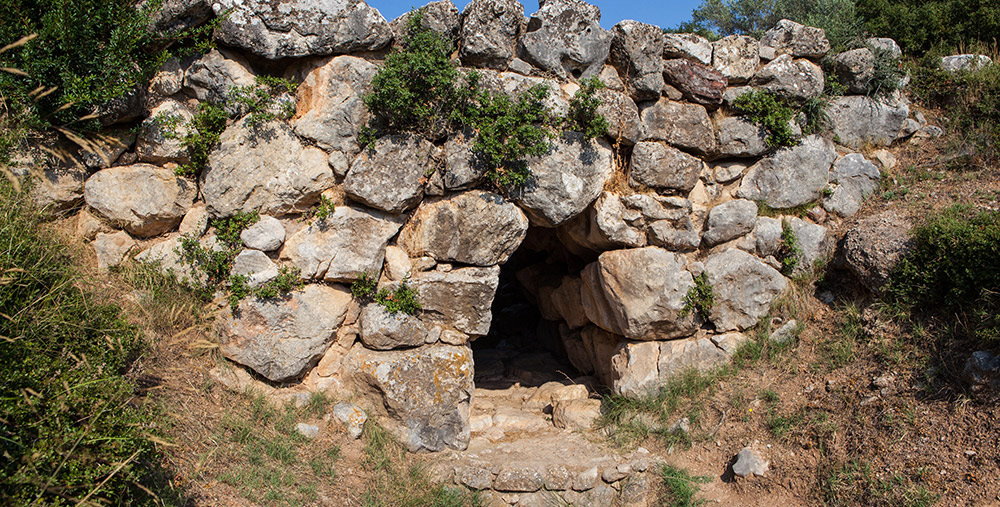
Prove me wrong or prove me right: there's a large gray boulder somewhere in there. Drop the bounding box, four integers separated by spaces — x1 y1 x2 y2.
212 0 392 59
827 95 909 148
458 0 525 69
410 266 500 336
639 99 716 155
940 54 993 72
398 191 529 266
142 0 212 34
84 164 196 237
390 1 461 42
759 19 830 59
594 89 641 145
517 133 614 227
182 49 256 104
562 192 700 252
658 336 732 378
441 130 486 189
705 249 787 331
279 205 405 282
344 343 473 452
738 135 837 209
823 154 881 217
866 38 902 59
136 99 193 164
202 118 333 217
359 304 428 350
715 116 768 158
608 20 664 101
629 141 703 194
749 54 824 101
293 56 378 158
662 58 726 108
580 247 700 340
217 284 353 382
231 249 279 287
831 48 875 95
240 215 286 252
662 33 713 65
712 35 760 84
702 199 758 246
518 0 612 79
842 211 912 291
344 134 432 214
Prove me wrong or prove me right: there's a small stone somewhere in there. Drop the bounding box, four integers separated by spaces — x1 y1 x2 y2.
601 465 628 483
768 320 799 345
93 231 136 270
573 466 600 491
231 249 279 287
494 467 544 492
241 216 286 252
332 402 366 439
552 399 602 430
457 466 493 490
178 205 209 237
295 423 319 439
872 375 894 389
732 447 768 478
668 417 691 434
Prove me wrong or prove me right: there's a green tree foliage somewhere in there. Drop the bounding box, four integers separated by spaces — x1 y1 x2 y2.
0 0 162 128
731 90 799 148
0 181 171 504
676 0 862 50
855 0 1000 55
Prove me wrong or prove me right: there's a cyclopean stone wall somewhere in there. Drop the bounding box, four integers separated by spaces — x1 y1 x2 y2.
35 0 935 453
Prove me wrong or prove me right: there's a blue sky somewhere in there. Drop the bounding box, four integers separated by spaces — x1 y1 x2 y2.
368 1 701 30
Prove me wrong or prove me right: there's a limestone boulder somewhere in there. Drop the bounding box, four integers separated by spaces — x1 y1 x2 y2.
212 0 392 59
136 99 192 164
551 276 590 329
279 205 404 282
712 35 760 84
359 304 428 350
344 343 473 452
552 399 602 430
662 33 713 65
518 0 612 79
458 0 525 69
823 153 881 217
343 134 433 214
715 116 768 158
217 284 353 382
202 118 333 217
827 95 909 148
390 1 460 41
749 54 824 101
832 48 875 94
586 192 646 249
398 191 529 266
517 133 614 227
84 164 196 237
658 337 730 378
231 249 280 287
661 58 726 108
610 341 660 397
580 247 699 340
240 215 286 252
608 20 664 101
941 54 993 72
182 49 255 104
738 135 837 209
702 199 758 247
135 235 203 284
842 211 912 291
143 0 212 34
442 130 486 189
639 99 716 155
705 249 787 331
410 266 500 336
293 56 378 157
866 38 902 59
787 218 833 271
594 89 641 145
629 141 703 194
93 231 136 270
759 19 830 59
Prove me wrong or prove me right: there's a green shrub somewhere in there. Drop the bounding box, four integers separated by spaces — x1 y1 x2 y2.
167 102 228 177
0 180 171 504
778 219 804 275
228 75 298 126
362 9 472 141
214 210 260 250
564 77 610 140
732 90 798 148
855 0 1000 55
910 58 1000 166
888 205 1000 342
351 272 378 303
466 84 556 188
227 267 304 312
375 280 422 315
658 464 710 507
678 0 863 49
681 272 715 321
866 47 906 99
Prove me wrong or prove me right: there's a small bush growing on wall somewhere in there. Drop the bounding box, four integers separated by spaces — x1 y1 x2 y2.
375 279 422 315
565 77 610 140
778 219 804 275
681 272 715 321
732 90 799 148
